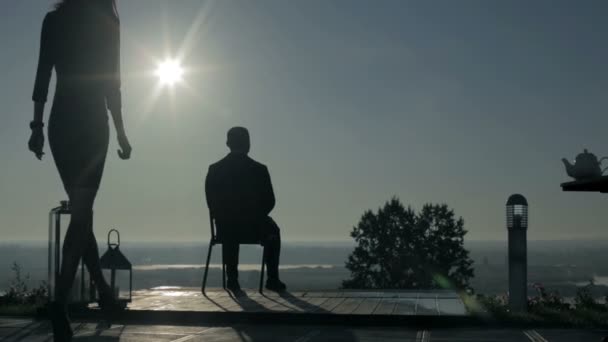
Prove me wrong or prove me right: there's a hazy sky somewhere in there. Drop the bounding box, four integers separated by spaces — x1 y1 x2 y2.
2 0 608 243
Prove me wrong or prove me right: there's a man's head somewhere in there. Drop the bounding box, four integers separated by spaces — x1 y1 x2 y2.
226 126 250 154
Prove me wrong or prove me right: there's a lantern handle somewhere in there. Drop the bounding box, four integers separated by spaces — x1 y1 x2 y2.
108 229 120 249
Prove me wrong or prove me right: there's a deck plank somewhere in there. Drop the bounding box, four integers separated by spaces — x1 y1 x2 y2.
371 298 397 315
331 298 365 314
393 298 417 315
416 297 439 315
313 297 346 313
352 298 382 315
263 296 305 312
225 296 277 312
438 298 467 315
274 296 328 312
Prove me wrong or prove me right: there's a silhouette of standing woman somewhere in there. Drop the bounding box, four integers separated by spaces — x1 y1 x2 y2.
29 0 131 340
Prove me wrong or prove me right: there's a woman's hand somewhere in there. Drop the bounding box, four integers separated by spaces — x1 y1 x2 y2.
28 128 45 160
117 132 132 160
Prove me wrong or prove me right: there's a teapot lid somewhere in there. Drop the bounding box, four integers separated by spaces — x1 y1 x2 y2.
576 149 597 162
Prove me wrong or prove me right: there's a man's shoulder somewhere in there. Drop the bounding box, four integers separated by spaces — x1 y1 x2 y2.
209 154 232 168
44 10 60 25
206 159 224 178
208 160 221 170
247 156 268 170
243 157 270 175
208 154 268 173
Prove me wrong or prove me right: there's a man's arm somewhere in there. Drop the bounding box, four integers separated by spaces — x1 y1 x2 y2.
260 166 276 216
204 166 218 216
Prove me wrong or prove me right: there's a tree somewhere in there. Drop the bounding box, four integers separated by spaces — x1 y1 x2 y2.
342 198 474 290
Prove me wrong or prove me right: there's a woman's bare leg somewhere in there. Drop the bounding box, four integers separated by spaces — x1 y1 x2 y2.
56 187 98 304
81 214 110 291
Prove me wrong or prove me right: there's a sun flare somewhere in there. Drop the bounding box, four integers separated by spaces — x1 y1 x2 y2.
155 59 184 86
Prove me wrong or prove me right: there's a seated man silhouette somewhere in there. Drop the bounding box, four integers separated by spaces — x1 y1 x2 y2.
205 127 286 292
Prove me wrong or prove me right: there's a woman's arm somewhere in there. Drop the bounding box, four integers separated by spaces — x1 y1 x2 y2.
106 20 123 131
29 13 54 160
28 102 46 160
32 13 54 120
110 108 126 137
33 102 45 123
106 20 131 159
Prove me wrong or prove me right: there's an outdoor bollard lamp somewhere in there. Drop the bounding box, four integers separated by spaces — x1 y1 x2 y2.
99 229 132 309
506 194 528 312
48 200 94 308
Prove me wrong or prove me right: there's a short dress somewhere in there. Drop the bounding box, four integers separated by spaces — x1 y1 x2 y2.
32 5 121 190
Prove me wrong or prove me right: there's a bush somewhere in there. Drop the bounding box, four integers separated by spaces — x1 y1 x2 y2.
528 283 570 312
469 283 608 328
574 282 607 312
0 262 47 307
474 293 509 314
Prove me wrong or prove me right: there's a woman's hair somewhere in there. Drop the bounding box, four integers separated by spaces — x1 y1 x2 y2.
55 0 119 19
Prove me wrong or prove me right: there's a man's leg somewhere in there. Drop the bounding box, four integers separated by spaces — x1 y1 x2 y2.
262 217 284 289
222 242 240 288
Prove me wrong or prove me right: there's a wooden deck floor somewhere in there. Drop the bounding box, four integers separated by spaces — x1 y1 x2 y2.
124 287 467 316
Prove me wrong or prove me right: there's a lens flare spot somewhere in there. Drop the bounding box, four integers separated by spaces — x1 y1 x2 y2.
155 59 184 86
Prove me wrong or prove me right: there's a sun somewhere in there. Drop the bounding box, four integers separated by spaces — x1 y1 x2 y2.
155 59 184 86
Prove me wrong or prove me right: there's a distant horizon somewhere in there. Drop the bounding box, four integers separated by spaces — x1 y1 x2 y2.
4 237 608 245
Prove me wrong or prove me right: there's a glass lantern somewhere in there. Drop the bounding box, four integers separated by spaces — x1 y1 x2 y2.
48 200 95 308
506 194 528 230
99 229 132 309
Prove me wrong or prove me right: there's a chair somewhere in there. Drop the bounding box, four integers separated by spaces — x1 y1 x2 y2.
201 212 267 294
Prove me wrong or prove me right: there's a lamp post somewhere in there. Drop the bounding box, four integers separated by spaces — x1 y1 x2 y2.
506 194 528 312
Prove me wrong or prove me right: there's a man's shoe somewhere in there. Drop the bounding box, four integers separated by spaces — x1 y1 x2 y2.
226 279 241 292
265 278 287 292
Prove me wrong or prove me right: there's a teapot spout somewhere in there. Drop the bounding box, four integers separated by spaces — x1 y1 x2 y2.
562 158 575 178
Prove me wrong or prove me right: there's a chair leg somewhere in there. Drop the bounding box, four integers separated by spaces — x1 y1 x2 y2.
259 246 266 293
201 242 214 295
221 246 226 290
